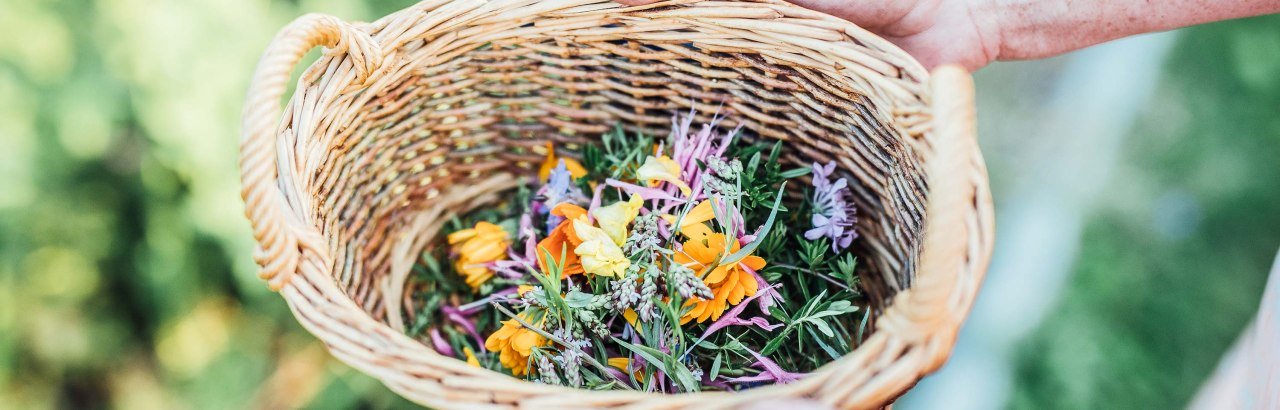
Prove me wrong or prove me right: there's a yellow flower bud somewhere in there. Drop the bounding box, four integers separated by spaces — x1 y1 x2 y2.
636 155 691 196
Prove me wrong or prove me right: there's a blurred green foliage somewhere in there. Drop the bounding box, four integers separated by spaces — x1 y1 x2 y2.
1009 14 1280 409
0 0 417 407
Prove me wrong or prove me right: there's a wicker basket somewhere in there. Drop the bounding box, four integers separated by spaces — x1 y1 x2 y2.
240 0 994 407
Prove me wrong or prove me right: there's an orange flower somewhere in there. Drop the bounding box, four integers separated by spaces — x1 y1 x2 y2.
484 312 550 377
447 221 511 290
674 223 766 324
538 142 588 182
536 203 588 277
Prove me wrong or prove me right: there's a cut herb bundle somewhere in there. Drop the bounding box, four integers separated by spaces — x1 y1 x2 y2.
408 111 868 392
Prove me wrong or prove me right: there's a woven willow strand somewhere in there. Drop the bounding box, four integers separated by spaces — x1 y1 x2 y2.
240 0 995 408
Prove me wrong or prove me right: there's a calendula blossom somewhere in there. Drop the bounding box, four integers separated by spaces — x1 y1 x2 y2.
662 199 715 233
447 221 511 290
676 222 766 324
636 155 692 196
484 312 550 377
536 203 588 277
572 218 629 277
591 195 643 246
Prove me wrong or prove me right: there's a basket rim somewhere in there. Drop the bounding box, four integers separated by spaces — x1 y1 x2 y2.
239 0 996 407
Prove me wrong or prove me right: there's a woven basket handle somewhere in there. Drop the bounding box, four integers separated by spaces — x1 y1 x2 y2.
909 65 979 368
240 13 383 290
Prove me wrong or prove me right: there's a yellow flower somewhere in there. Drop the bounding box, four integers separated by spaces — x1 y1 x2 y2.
591 195 643 246
484 312 549 377
636 155 691 195
572 219 629 277
622 308 641 331
675 223 766 324
662 199 715 233
447 222 511 290
463 346 481 367
538 142 588 182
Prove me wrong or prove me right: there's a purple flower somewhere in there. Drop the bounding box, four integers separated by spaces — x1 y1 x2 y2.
534 160 586 233
741 263 781 311
805 161 858 252
429 328 454 356
642 109 741 211
491 214 540 280
693 285 783 345
724 346 806 385
606 178 685 203
441 304 485 346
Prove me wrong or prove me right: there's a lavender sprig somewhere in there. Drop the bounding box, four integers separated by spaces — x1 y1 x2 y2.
535 160 587 232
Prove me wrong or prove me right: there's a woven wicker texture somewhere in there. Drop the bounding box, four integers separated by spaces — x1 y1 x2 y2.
240 0 995 408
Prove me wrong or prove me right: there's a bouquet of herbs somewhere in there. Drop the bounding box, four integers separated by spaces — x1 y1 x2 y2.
408 111 867 392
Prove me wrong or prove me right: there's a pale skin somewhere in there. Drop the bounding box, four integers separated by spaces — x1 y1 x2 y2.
616 0 1280 70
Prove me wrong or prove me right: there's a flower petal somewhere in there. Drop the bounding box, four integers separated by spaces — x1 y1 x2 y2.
637 155 692 195
704 265 730 284
464 347 481 367
447 228 477 244
511 329 540 356
539 143 588 181
592 194 643 246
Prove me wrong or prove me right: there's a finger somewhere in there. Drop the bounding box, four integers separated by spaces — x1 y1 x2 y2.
890 35 988 72
782 0 922 30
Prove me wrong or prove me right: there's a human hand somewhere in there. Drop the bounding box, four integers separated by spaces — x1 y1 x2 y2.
759 0 1001 71
617 0 1003 71
617 0 1280 72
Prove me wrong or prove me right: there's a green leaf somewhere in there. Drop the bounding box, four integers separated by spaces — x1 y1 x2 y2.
856 308 871 342
805 327 844 360
828 300 856 313
809 318 834 338
613 338 667 370
724 182 787 263
710 352 723 380
663 355 700 392
769 306 791 322
614 337 698 391
779 167 811 179
760 327 793 356
564 290 595 308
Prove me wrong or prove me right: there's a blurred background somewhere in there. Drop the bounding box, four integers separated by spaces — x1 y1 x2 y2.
0 0 1276 408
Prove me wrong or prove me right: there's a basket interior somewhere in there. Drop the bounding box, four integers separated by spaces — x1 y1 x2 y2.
295 22 931 334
